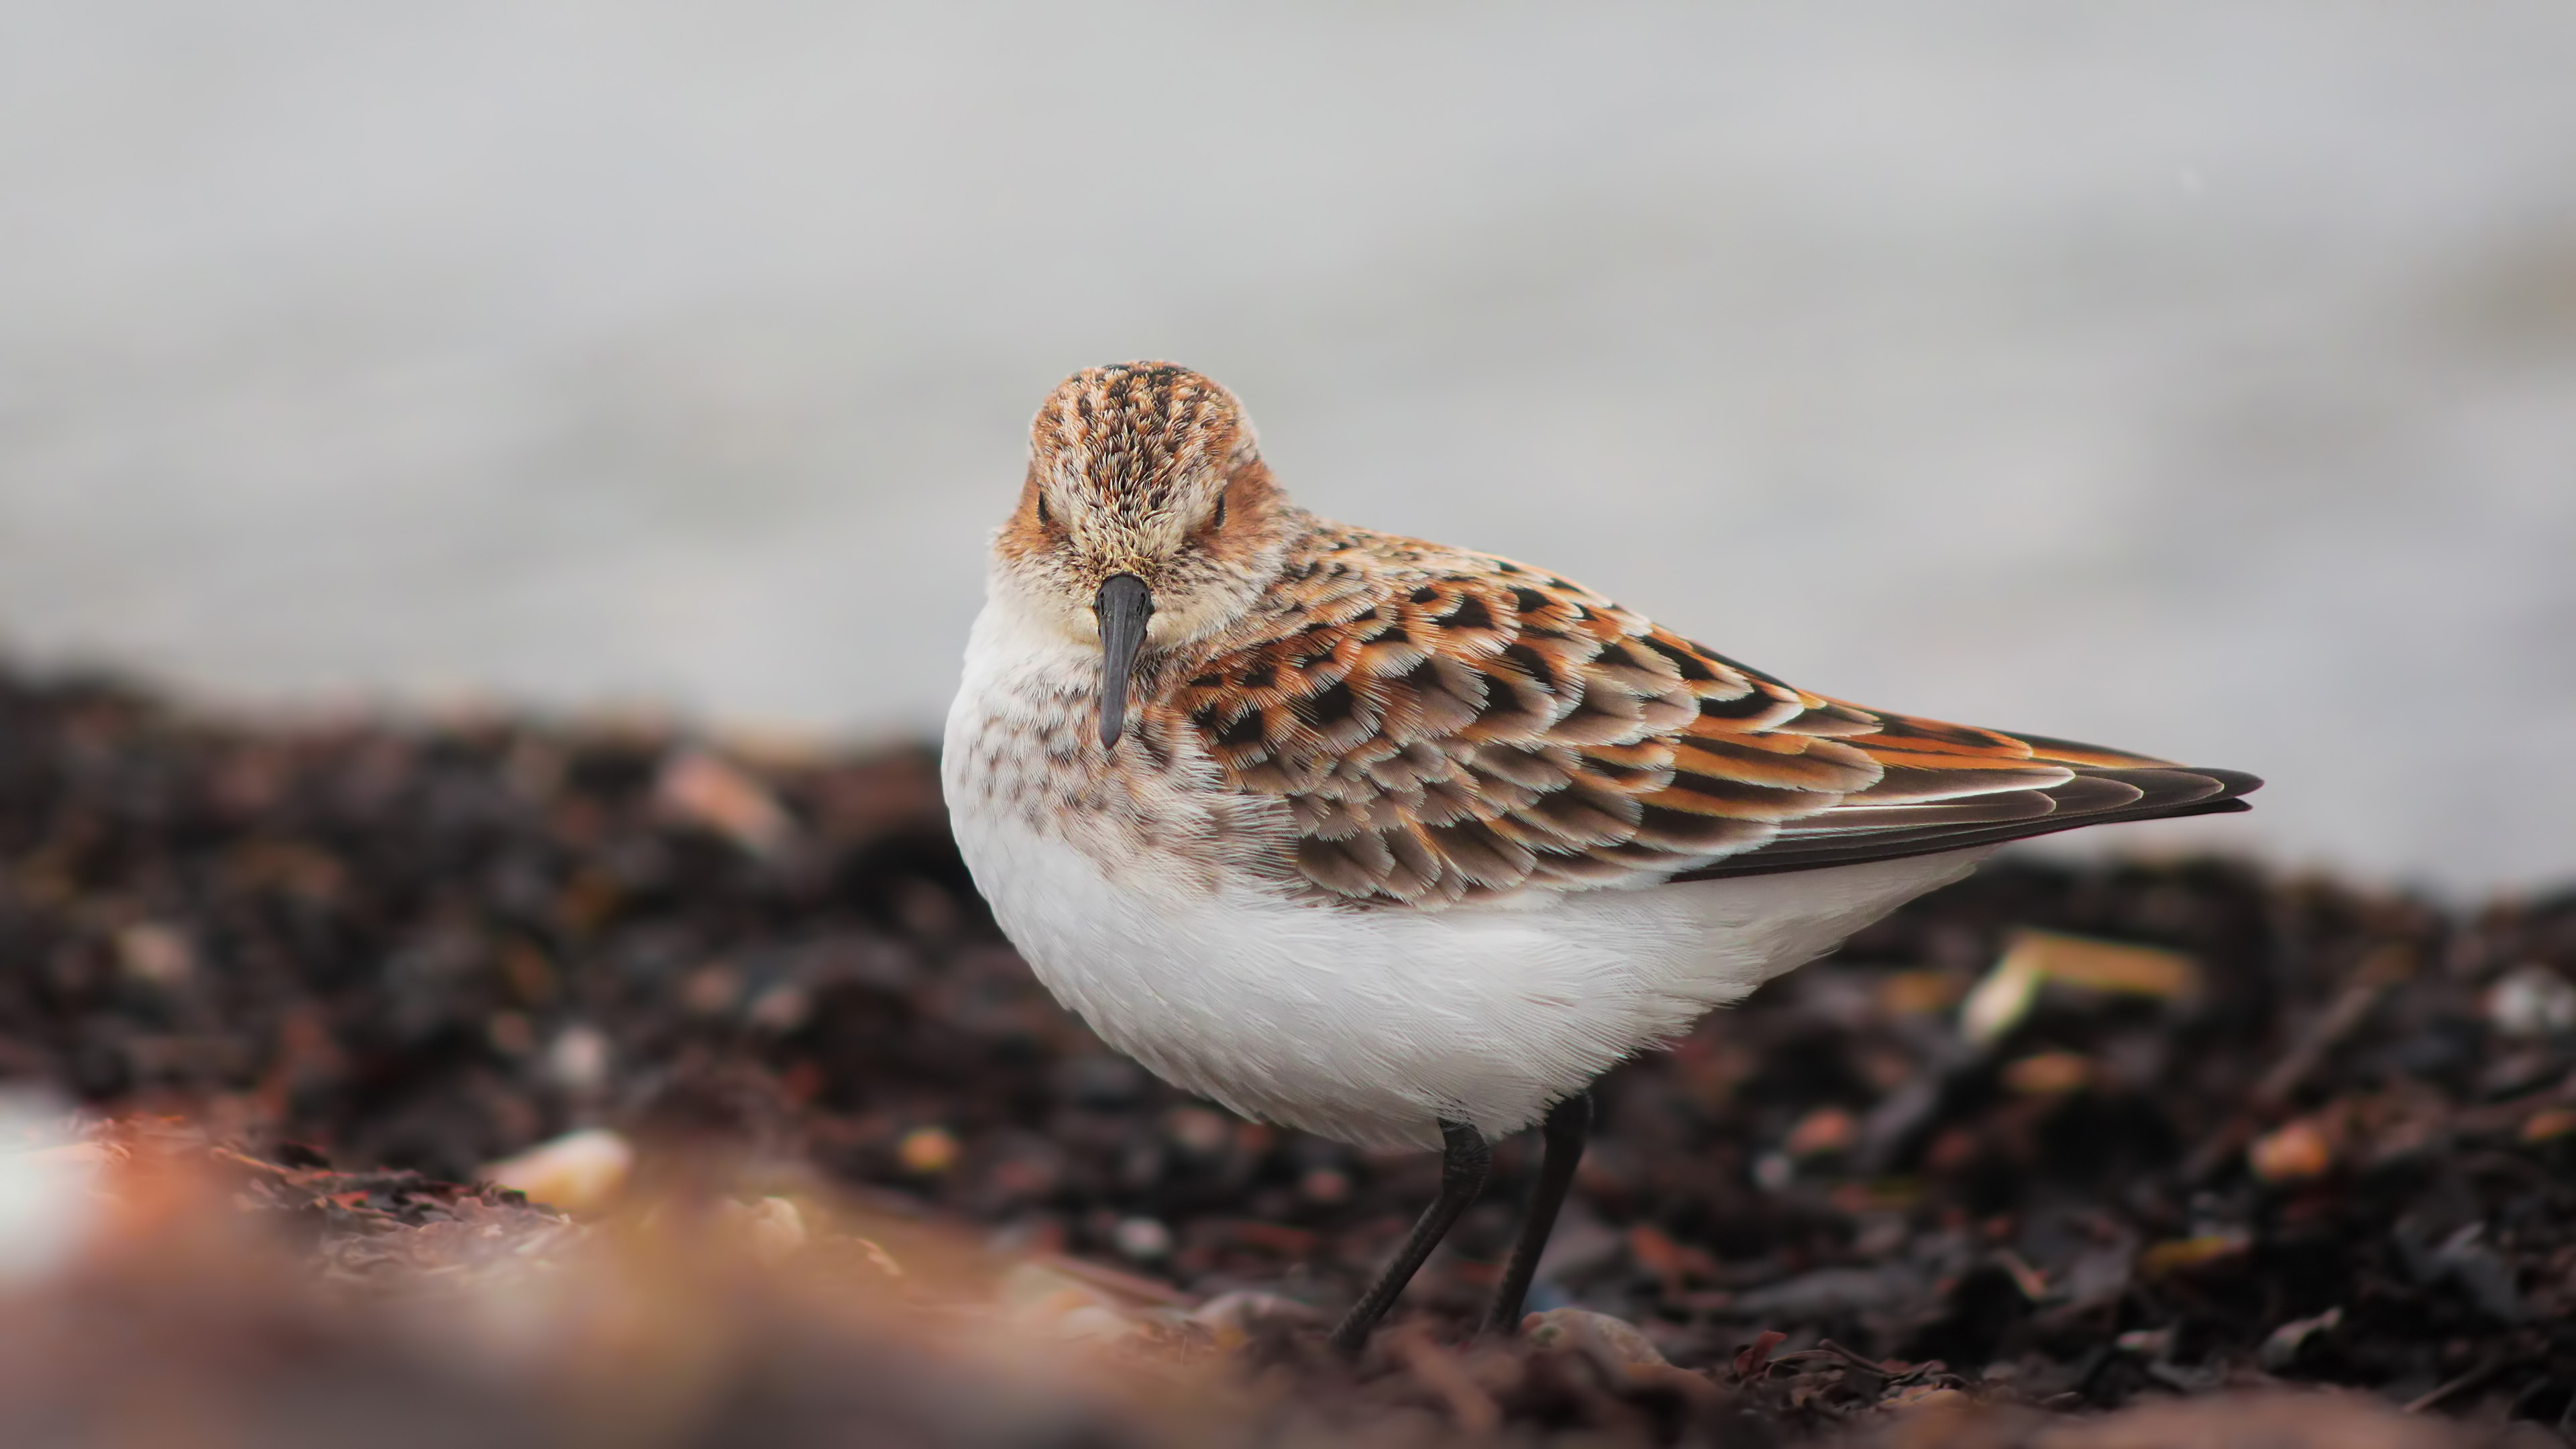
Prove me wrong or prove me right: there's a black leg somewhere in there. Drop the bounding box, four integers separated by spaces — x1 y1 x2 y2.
1328 1118 1490 1353
1483 1091 1591 1335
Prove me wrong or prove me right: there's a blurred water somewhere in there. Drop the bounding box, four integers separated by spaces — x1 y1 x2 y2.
2 2 2572 892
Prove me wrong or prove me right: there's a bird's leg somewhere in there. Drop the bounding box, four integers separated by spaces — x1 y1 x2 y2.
1483 1091 1592 1335
1328 1118 1490 1354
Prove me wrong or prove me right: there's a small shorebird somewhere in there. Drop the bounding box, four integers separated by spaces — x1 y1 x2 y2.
944 362 2259 1350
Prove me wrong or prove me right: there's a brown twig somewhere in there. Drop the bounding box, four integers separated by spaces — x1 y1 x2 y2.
2185 943 2414 1181
2402 1355 2506 1414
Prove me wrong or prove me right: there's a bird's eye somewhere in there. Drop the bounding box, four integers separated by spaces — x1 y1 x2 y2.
1035 493 1053 526
1210 491 1228 529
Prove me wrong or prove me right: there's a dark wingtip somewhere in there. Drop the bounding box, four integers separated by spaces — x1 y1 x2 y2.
2198 767 2265 797
1670 759 2267 883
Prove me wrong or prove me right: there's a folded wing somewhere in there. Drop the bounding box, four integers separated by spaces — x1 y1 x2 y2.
1157 532 2259 908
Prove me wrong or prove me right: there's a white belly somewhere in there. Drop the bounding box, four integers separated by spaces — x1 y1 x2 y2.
949 768 1982 1149
942 596 1987 1148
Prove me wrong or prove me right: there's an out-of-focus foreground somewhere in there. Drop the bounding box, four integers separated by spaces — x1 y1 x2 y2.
4 664 2574 1446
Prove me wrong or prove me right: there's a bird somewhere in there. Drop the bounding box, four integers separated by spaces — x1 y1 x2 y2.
943 361 2259 1352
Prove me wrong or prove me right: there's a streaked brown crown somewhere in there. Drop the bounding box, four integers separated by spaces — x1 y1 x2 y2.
996 362 1293 647
1030 362 1258 531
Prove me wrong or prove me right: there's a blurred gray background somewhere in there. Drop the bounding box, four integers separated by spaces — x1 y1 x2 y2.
2 3 2571 892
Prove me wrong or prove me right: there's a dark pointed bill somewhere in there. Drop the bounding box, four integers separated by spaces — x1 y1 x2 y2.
1093 573 1154 749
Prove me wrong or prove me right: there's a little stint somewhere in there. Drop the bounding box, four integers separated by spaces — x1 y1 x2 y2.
943 362 2259 1350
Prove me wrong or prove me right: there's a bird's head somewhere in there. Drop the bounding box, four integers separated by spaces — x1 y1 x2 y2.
990 361 1296 747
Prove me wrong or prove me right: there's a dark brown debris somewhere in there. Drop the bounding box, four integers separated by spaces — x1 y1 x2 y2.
3 665 2574 1446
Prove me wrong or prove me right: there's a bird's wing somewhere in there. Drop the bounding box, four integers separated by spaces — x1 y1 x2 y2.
1157 537 2258 908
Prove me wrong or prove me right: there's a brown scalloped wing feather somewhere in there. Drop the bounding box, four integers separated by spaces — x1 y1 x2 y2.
1160 535 2258 907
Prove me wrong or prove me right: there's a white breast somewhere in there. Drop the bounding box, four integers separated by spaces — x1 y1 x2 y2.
944 597 1988 1148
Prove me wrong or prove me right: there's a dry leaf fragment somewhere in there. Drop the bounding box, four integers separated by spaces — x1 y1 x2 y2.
1961 930 2200 1046
655 749 795 857
2249 1116 2339 1183
1786 1106 1859 1157
897 1126 959 1175
2139 1232 2251 1278
480 1128 633 1214
2003 1051 2094 1095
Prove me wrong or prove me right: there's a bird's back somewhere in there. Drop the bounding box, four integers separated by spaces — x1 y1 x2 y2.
1124 513 2256 908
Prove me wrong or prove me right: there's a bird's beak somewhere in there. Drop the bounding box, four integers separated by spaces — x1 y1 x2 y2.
1093 573 1154 749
